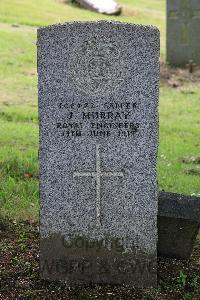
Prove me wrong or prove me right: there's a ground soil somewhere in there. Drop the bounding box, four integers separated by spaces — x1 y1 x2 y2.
160 61 200 88
0 218 199 300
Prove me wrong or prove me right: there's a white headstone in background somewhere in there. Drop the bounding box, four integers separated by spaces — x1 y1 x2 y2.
75 0 122 15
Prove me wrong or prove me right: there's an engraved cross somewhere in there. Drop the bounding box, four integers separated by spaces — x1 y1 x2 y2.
169 0 200 44
73 144 124 227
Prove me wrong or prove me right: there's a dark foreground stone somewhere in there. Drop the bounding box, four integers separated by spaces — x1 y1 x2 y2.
158 192 200 259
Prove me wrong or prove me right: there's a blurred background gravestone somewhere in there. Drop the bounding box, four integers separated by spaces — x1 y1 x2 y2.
71 0 122 15
167 0 200 66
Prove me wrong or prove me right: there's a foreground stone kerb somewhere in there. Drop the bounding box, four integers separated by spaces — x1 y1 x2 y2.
158 192 200 259
38 21 160 287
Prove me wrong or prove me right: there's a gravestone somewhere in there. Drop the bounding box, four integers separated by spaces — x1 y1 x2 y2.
167 0 200 66
158 192 200 259
74 0 122 15
38 21 160 287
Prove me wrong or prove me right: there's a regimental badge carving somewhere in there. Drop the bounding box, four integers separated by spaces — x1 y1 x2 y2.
70 36 126 96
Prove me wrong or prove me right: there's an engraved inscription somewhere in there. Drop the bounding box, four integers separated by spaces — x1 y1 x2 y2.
56 101 139 139
73 144 124 227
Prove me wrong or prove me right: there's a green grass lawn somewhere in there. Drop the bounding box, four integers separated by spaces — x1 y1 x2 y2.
0 0 200 220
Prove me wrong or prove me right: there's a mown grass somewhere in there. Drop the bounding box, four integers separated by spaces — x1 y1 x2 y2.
0 0 199 220
0 0 166 56
0 0 165 27
0 120 39 219
158 87 200 195
0 28 37 106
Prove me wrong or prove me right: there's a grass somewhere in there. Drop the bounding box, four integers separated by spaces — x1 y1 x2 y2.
0 0 199 220
0 0 165 26
0 0 166 56
158 87 200 195
0 121 38 219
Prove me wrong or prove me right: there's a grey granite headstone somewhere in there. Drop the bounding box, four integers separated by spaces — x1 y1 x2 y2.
38 21 160 287
167 0 200 66
158 192 200 259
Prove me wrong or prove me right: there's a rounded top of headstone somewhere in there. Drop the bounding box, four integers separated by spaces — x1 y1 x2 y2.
37 21 159 97
37 20 160 35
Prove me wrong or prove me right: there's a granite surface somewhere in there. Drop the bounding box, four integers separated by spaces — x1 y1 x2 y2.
158 192 200 259
167 0 200 66
38 21 160 287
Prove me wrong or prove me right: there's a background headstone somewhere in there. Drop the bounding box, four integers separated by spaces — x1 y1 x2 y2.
73 0 122 15
38 21 160 287
167 0 200 66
